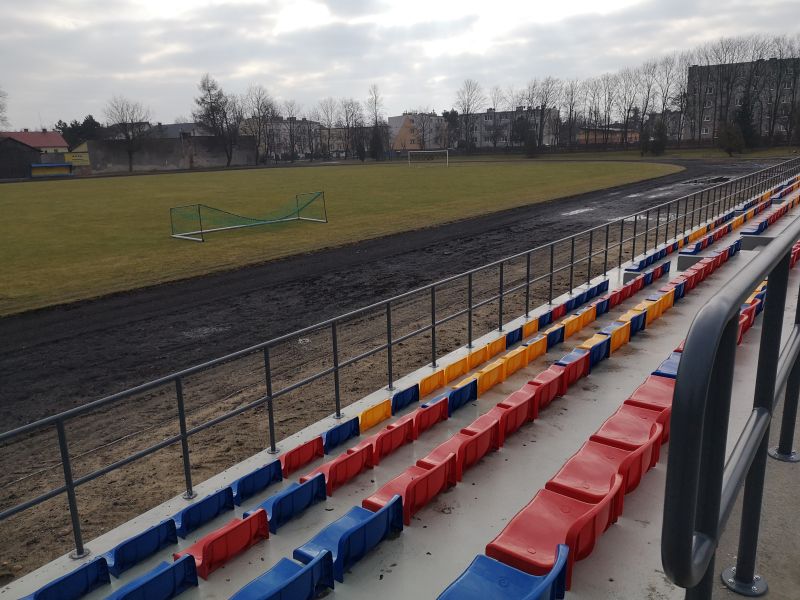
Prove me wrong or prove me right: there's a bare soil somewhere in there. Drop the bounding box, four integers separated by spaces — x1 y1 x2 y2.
0 158 779 583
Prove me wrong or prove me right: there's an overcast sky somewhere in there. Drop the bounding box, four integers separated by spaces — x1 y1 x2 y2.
0 0 797 129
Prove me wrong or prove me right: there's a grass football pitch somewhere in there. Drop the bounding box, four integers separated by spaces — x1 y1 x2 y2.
0 160 682 315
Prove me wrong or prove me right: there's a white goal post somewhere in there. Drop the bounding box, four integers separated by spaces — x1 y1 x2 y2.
408 149 449 166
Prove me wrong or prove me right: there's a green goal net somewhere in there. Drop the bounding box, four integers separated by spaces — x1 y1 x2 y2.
170 191 327 242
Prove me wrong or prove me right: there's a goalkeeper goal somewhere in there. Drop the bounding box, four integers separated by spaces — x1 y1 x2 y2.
408 149 449 166
170 191 327 242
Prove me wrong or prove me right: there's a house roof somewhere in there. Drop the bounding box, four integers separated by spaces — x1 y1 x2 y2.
0 135 42 152
0 130 68 149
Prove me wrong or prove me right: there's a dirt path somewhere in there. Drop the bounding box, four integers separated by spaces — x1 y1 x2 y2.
0 158 780 582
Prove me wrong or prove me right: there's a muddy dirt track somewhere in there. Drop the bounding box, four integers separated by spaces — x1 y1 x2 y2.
0 157 782 581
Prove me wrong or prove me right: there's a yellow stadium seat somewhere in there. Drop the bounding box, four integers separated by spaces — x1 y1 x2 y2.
561 314 582 339
660 288 675 311
444 356 470 384
606 320 631 354
579 305 597 329
359 399 392 432
522 318 539 338
455 375 478 390
469 346 489 370
477 359 506 395
525 335 547 363
503 346 527 377
420 369 446 397
487 337 506 359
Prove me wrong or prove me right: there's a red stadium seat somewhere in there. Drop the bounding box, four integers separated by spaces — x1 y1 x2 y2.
300 444 374 496
421 419 497 482
485 476 623 589
370 419 415 465
363 453 457 525
174 509 268 579
484 389 536 446
590 404 664 466
393 396 448 439
623 374 676 442
531 366 565 406
279 437 324 478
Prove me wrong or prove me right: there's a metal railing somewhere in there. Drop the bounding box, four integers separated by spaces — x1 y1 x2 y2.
2 157 800 560
662 198 800 598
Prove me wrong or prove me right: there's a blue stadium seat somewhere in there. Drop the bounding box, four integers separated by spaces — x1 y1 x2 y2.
322 417 360 454
448 379 477 416
232 461 283 506
538 310 553 329
103 519 177 577
230 549 335 600
437 546 568 600
505 326 523 348
545 324 565 349
172 487 234 538
104 556 198 600
391 384 420 415
293 495 403 582
652 351 682 379
247 473 327 533
20 557 110 600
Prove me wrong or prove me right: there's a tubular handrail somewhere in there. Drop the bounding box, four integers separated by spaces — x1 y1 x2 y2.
662 208 800 598
2 155 799 560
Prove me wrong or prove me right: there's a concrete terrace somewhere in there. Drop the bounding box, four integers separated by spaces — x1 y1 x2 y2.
4 186 800 600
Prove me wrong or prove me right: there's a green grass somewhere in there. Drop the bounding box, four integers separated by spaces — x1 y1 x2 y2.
0 160 682 316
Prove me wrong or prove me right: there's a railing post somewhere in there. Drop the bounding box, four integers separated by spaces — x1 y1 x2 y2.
331 321 342 418
175 378 196 499
467 273 474 348
431 285 437 367
721 252 791 596
683 197 689 235
263 347 278 453
386 302 394 391
525 252 531 317
56 420 89 559
498 263 504 332
587 230 593 286
618 218 624 268
644 210 650 252
549 244 555 304
769 263 800 463
632 212 638 258
603 224 610 275
568 237 575 292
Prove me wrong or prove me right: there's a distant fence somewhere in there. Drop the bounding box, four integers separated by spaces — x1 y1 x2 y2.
2 157 799 559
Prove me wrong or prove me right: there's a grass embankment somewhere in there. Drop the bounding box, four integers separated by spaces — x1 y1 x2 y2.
0 160 682 315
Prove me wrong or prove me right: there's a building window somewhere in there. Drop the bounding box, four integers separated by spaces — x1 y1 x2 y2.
735 98 743 106
705 86 714 94
704 100 712 108
702 127 709 135
703 115 711 122
784 81 793 89
484 114 492 121
409 138 415 145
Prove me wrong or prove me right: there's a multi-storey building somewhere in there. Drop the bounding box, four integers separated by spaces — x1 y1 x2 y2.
685 57 799 144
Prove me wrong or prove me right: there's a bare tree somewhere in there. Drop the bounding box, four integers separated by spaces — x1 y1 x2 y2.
455 79 486 152
104 95 151 172
0 85 8 127
411 108 436 150
674 51 693 144
366 84 389 160
317 97 340 158
283 100 301 161
656 54 678 130
616 68 639 144
599 73 618 145
243 84 277 164
560 79 581 149
635 61 657 148
534 76 561 147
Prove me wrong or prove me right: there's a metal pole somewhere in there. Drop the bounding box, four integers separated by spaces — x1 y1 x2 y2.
644 210 650 252
618 219 624 268
722 252 790 596
692 194 698 229
331 322 342 418
467 273 474 348
175 378 196 499
431 286 437 367
567 237 575 291
603 224 610 275
386 302 394 391
587 230 593 286
549 244 555 304
655 206 661 249
632 211 638 259
263 348 277 453
498 263 505 332
56 420 89 558
525 252 531 317
197 204 204 243
770 272 800 463
683 197 688 236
